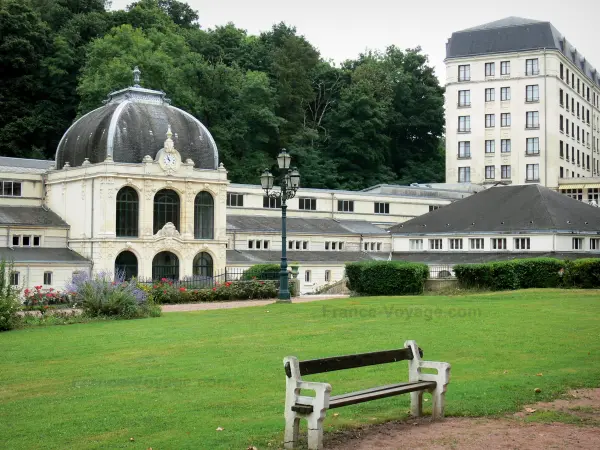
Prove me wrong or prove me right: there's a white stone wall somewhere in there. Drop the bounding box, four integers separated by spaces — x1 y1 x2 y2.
9 263 91 292
0 172 45 207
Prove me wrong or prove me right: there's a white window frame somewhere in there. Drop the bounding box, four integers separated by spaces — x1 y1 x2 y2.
491 238 507 250
458 64 470 81
409 239 423 250
500 61 510 75
458 167 471 183
500 87 510 101
501 113 511 127
458 141 471 158
429 239 443 250
449 238 463 250
514 238 531 250
526 85 540 102
572 237 584 250
485 166 495 180
485 88 495 102
501 139 511 153
485 114 495 128
526 138 540 155
526 164 540 181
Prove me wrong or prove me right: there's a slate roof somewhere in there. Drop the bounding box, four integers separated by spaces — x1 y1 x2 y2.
0 247 90 263
0 206 69 228
56 86 218 169
391 252 594 265
0 157 54 170
446 17 600 87
226 215 388 235
226 250 385 265
388 185 600 235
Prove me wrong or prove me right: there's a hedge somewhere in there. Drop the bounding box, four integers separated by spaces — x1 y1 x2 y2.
563 259 600 288
241 264 281 280
454 258 567 290
345 261 429 296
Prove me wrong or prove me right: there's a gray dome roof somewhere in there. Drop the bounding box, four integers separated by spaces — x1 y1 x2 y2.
56 85 218 169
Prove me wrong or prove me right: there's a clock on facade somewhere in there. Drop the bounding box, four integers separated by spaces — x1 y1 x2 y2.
156 125 182 174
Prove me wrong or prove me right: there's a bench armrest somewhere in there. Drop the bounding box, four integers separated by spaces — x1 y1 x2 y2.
415 360 451 386
297 380 332 395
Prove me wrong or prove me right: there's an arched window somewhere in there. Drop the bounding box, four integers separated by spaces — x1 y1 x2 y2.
193 252 213 278
116 187 139 237
153 189 180 234
194 191 214 239
152 251 179 280
115 251 138 280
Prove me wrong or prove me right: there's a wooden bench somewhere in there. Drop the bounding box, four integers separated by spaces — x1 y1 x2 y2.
283 340 451 450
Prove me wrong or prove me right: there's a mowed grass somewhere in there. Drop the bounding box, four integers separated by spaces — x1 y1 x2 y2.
1 289 599 449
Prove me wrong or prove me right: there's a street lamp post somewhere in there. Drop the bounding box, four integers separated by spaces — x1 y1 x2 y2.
260 149 300 303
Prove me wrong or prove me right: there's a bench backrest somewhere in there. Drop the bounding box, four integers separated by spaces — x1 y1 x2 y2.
285 346 423 378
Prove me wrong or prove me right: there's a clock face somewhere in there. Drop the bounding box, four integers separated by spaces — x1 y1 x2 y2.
163 154 176 166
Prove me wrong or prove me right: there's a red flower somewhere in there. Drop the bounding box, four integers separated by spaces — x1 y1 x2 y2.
163 290 167 294
225 282 231 287
212 287 217 291
46 293 52 298
179 287 186 292
153 285 158 289
49 288 54 292
259 281 265 285
44 305 49 309
35 285 42 290
161 278 168 282
24 289 30 295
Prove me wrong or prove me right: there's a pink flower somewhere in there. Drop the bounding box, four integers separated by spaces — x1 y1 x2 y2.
179 287 186 292
161 278 168 282
49 288 54 292
35 285 42 290
212 287 217 291
24 288 30 295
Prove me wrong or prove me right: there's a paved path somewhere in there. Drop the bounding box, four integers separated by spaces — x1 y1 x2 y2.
161 294 349 312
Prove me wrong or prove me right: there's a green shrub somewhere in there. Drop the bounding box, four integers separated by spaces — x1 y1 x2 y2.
455 258 566 290
241 264 281 281
345 261 428 296
0 259 21 331
563 259 600 288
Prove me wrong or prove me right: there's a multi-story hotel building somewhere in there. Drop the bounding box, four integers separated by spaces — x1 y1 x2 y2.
444 17 600 193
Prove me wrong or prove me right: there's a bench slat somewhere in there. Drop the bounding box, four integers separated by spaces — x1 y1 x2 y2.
329 382 423 401
295 347 421 376
329 381 436 409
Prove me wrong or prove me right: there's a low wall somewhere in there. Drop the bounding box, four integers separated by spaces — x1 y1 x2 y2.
425 278 458 292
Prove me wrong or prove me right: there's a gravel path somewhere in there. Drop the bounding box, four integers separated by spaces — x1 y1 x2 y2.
161 295 349 312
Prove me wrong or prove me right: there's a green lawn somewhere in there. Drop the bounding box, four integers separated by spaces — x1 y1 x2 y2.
1 290 599 449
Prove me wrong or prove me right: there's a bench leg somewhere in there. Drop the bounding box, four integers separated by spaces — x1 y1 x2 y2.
283 414 300 449
410 391 423 417
307 414 325 450
431 386 446 420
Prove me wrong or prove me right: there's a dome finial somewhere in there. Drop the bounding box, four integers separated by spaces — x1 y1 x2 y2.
133 66 141 87
166 124 173 139
164 124 175 152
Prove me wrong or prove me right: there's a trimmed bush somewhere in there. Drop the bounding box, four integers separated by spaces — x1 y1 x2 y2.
345 261 428 296
454 258 566 290
563 259 600 288
241 264 281 281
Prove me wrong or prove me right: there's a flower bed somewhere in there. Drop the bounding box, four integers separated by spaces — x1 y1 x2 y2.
141 278 278 304
22 286 73 312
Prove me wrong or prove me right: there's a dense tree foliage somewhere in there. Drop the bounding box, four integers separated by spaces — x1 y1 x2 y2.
0 0 445 188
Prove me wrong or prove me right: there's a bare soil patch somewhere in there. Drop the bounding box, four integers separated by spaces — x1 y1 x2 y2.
326 389 600 450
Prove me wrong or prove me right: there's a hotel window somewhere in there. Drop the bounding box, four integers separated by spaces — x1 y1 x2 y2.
572 238 584 250
248 240 254 249
577 79 580 93
338 242 344 250
566 118 570 135
491 238 507 250
572 97 574 112
325 270 331 282
500 87 510 101
561 189 582 200
377 243 382 251
571 74 574 88
526 85 539 102
469 238 484 250
43 272 53 285
560 114 564 132
485 62 495 76
514 238 531 250
588 188 599 203
263 196 281 208
33 236 40 246
0 180 22 197
566 93 570 110
449 238 463 250
374 202 390 214
305 270 311 283
560 63 564 79
298 197 317 210
303 241 308 250
590 238 600 250
458 141 471 158
525 58 539 75
11 235 19 246
485 114 495 128
501 113 511 127
485 165 495 179
526 164 539 181
458 90 470 106
559 89 564 106
337 200 354 212
458 116 470 132
409 239 424 250
500 61 510 75
227 193 244 207
22 236 30 246
485 88 495 102
577 102 580 118
587 110 590 124
526 137 539 155
560 166 564 178
501 139 511 153
526 111 539 129
458 167 470 183
560 140 564 158
429 239 443 250
10 271 19 286
501 165 511 179
458 64 470 81
485 140 495 154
